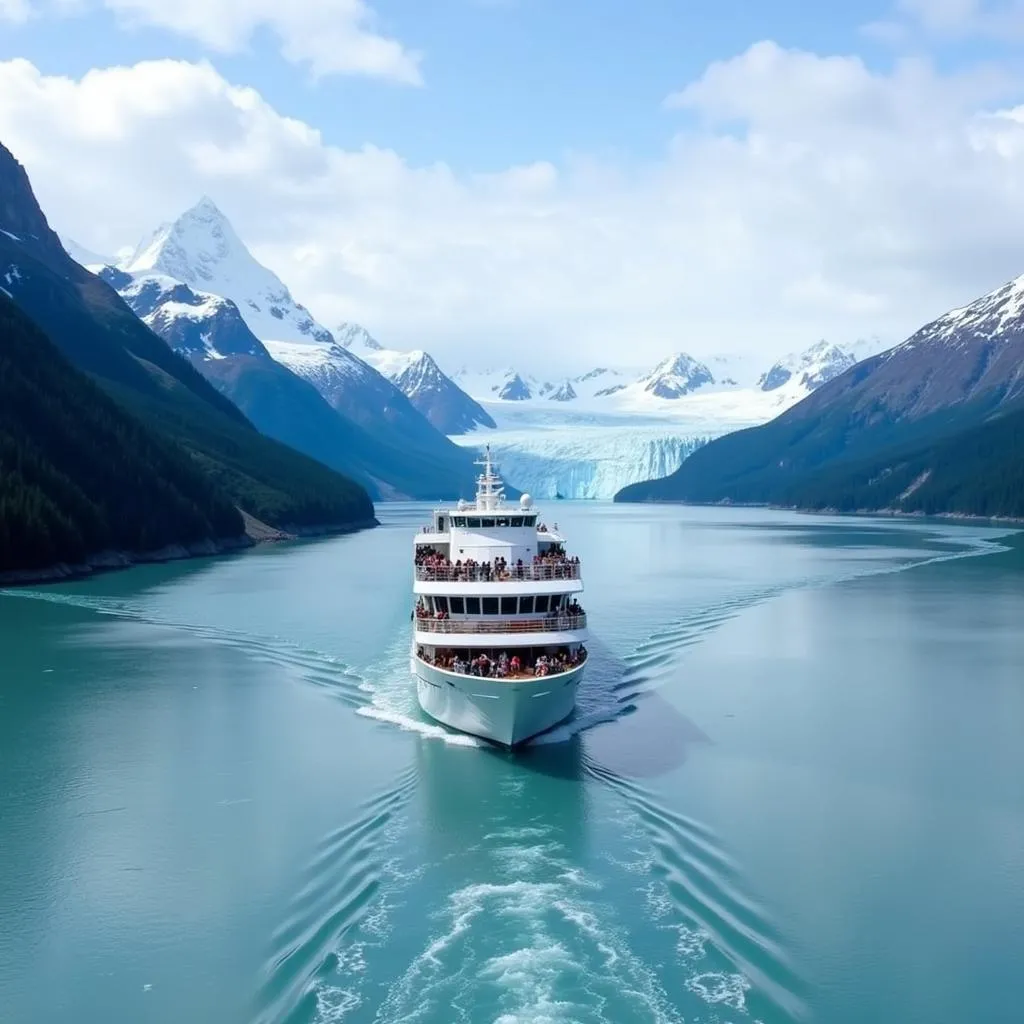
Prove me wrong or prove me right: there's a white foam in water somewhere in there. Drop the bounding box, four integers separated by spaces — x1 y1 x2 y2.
314 985 362 1022
686 971 752 1011
356 704 484 747
371 824 688 1024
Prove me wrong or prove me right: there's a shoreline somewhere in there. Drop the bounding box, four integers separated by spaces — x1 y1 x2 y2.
0 516 379 588
614 496 1024 527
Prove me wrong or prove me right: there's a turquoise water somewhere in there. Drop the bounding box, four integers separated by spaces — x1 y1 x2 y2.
2 504 1023 1023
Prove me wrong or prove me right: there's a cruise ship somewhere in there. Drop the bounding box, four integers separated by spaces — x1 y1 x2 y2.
411 448 587 746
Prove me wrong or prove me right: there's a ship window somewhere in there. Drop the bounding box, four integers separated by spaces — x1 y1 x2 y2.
435 596 449 614
500 597 517 615
466 597 481 615
535 595 550 613
452 516 465 527
437 516 446 532
524 515 536 526
482 597 499 615
467 518 481 529
449 596 465 614
496 517 510 527
481 518 496 528
519 596 534 614
510 516 524 527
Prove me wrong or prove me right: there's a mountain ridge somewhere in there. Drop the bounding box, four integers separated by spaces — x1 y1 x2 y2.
105 201 484 498
338 322 496 434
615 268 1024 517
0 139 377 533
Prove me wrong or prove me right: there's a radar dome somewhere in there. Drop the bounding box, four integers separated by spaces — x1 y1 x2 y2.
457 499 467 511
519 494 533 509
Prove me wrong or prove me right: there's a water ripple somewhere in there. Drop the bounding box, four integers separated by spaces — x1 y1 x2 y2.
586 759 808 1022
255 766 419 1024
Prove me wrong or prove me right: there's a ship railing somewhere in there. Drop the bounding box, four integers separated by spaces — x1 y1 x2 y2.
414 613 587 635
414 563 581 583
415 646 588 680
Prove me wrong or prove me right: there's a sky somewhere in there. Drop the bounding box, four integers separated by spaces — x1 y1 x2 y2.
2 0 1024 373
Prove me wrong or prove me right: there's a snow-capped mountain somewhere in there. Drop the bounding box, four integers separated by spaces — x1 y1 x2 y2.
100 268 267 361
902 273 1024 350
496 371 534 401
120 197 332 346
446 341 883 499
549 380 577 402
119 198 478 446
106 201 482 497
758 340 856 393
338 322 495 434
616 272 1024 506
637 353 715 399
335 322 383 352
575 367 613 384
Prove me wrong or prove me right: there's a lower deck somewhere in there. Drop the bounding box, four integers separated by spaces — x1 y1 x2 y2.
415 642 587 681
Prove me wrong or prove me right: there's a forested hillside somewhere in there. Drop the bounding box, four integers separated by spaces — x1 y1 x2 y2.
0 140 377 533
781 404 1024 518
0 294 244 573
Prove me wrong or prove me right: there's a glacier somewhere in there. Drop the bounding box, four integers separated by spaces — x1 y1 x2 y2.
451 424 713 499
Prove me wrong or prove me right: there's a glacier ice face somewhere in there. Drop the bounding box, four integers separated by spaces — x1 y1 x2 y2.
451 425 712 500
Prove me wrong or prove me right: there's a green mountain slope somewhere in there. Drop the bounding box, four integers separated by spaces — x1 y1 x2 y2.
778 403 1024 518
617 267 1024 518
616 391 1024 519
0 293 243 573
0 141 376 531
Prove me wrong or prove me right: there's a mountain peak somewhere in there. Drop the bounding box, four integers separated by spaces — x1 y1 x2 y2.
0 142 64 261
639 352 714 398
336 322 384 352
121 201 333 347
758 340 856 393
494 371 532 401
190 195 225 217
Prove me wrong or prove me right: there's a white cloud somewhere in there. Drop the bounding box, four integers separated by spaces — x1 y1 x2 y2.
2 47 1024 373
0 0 32 22
80 0 422 83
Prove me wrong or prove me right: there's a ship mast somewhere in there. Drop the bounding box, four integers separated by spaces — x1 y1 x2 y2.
474 444 504 511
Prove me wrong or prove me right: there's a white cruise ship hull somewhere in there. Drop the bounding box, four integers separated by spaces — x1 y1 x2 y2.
413 656 582 746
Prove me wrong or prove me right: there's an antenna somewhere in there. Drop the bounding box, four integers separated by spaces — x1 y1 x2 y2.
474 443 504 510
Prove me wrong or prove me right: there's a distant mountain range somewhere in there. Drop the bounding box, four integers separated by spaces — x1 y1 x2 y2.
82 198 483 500
338 323 495 434
0 140 376 576
448 338 876 418
617 272 1024 518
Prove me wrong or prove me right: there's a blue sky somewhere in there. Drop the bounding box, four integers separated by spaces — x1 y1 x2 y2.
2 0 909 168
2 0 1024 369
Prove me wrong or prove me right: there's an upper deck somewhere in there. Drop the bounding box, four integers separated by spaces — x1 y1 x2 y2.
412 446 582 589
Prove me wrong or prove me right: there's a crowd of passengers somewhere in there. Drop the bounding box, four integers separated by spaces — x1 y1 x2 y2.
414 597 584 621
414 546 580 581
416 645 587 678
